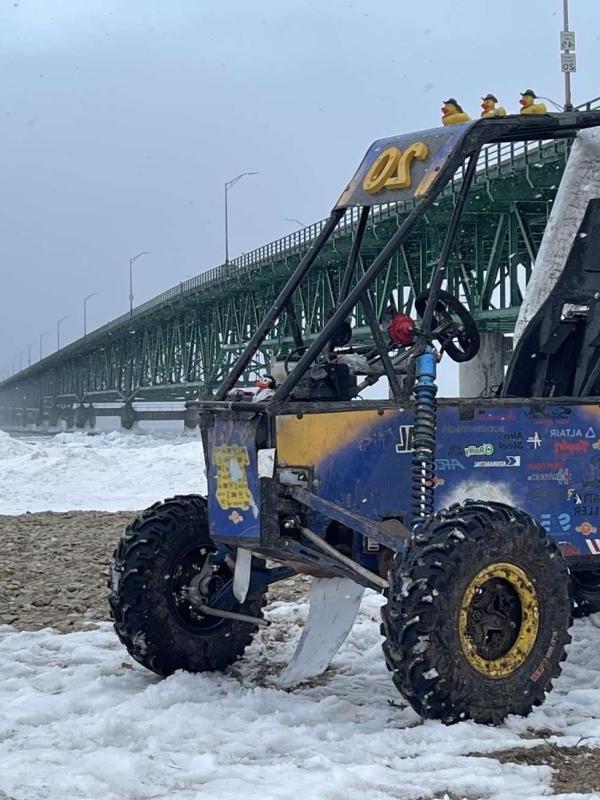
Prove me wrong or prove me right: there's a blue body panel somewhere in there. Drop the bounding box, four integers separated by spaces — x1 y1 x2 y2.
206 400 600 561
275 401 600 559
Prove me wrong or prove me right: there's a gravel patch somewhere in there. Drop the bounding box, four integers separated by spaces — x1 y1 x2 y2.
0 511 307 632
0 511 135 632
481 743 600 795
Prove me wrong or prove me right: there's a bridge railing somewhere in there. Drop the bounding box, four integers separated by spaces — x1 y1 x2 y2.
51 95 600 334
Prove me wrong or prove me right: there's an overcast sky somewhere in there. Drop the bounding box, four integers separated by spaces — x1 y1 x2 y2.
1 0 599 376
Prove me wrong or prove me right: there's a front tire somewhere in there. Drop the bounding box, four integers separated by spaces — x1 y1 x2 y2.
108 494 266 676
381 500 572 724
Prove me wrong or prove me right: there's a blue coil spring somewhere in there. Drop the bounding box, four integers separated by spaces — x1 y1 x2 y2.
411 376 438 528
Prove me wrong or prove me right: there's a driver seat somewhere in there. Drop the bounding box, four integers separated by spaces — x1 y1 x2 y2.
503 199 600 398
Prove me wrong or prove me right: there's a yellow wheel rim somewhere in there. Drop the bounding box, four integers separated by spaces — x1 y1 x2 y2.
459 562 539 679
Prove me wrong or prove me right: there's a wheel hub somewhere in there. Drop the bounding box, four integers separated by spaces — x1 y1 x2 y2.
169 546 229 631
459 562 540 678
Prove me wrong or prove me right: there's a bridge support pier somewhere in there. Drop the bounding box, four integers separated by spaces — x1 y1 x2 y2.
183 405 200 432
63 406 75 431
75 404 97 431
459 332 507 398
120 401 140 431
48 406 62 430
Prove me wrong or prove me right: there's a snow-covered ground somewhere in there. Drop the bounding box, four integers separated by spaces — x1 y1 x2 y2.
2 601 600 800
0 430 206 514
1 430 600 800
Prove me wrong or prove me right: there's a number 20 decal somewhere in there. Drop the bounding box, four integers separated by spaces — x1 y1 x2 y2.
362 142 429 194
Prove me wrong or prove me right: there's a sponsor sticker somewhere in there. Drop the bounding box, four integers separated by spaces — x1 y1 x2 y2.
525 406 571 424
527 468 572 484
540 513 571 532
436 458 465 471
441 424 505 434
554 439 589 454
500 432 523 451
550 427 596 438
395 425 414 453
576 521 597 535
464 443 494 457
474 455 520 468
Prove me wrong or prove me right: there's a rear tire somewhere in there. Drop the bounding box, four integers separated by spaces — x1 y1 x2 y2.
108 494 266 676
381 500 572 724
571 567 600 618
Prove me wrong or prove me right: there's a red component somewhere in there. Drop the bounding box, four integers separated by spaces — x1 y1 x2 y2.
558 541 579 557
388 313 415 345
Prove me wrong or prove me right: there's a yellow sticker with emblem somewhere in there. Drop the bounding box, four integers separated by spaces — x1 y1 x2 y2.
362 142 429 194
213 443 253 510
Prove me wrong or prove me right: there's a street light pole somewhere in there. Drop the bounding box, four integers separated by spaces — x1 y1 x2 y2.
39 331 50 360
561 0 575 111
284 217 306 228
57 316 68 351
129 251 150 317
224 182 229 265
224 172 258 264
84 292 99 337
28 342 35 366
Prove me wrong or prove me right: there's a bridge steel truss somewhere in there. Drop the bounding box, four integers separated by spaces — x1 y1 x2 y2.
1 100 598 429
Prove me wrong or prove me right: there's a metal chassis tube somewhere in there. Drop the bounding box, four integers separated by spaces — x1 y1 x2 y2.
339 206 370 301
419 151 480 336
215 208 345 399
268 195 442 405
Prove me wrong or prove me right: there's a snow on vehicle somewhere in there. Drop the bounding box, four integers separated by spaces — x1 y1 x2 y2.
109 109 600 724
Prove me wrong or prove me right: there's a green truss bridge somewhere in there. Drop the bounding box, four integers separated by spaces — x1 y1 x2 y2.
2 98 599 431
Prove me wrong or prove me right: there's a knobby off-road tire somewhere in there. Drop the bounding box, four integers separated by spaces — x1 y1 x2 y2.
108 494 266 677
381 500 572 724
571 567 600 618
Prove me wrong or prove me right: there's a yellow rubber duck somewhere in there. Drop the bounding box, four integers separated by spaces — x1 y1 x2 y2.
481 93 507 119
519 89 547 115
441 98 471 126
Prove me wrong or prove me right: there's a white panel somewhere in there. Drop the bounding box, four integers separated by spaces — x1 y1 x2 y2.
515 128 600 343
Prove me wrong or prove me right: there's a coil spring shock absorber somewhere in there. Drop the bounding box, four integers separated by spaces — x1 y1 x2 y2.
411 347 438 528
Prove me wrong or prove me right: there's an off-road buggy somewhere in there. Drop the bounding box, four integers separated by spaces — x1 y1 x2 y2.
110 109 600 723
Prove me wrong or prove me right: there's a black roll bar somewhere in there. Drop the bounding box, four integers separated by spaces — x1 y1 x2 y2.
214 111 600 407
215 208 345 399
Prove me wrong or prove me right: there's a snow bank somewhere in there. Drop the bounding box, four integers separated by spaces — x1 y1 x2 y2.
0 431 206 514
0 430 32 459
1 593 599 800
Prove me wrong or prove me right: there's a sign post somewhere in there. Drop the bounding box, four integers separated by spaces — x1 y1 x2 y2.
561 0 575 111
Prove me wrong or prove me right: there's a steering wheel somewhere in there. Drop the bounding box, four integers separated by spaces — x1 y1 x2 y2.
415 290 480 363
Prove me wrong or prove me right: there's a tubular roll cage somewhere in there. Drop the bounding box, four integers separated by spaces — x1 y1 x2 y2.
197 111 600 414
